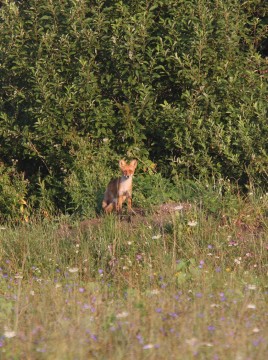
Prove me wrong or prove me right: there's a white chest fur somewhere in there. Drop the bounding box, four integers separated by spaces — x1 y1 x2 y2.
118 176 133 196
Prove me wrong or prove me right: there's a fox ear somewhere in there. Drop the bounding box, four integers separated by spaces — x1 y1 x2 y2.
130 159 138 168
119 159 126 169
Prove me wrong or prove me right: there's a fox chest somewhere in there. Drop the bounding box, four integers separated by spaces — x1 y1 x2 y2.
118 177 132 197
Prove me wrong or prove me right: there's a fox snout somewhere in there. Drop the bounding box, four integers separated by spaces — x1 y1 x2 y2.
122 171 133 179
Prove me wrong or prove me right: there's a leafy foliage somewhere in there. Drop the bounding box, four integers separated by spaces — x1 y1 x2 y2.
0 0 267 218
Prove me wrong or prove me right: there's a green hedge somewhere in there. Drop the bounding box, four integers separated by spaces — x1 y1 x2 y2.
0 0 267 217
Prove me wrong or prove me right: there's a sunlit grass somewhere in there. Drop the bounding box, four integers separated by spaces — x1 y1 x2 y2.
0 195 267 359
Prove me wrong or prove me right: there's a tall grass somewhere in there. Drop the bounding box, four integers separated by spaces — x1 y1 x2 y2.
0 191 267 359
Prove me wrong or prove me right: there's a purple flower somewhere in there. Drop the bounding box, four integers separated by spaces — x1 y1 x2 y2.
136 254 143 261
208 245 213 249
98 269 103 274
169 312 178 318
196 292 202 298
91 334 97 341
253 337 263 347
155 308 162 313
136 333 143 344
79 287 85 293
208 325 215 332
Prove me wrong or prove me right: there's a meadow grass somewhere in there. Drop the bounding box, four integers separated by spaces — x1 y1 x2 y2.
0 193 267 359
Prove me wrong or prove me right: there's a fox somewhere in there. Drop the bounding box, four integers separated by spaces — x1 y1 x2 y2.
102 159 138 214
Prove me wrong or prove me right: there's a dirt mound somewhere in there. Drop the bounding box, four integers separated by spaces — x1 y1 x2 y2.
56 202 191 239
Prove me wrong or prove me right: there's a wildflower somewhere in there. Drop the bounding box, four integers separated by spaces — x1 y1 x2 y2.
136 254 143 261
247 304 256 309
98 269 104 274
79 287 85 293
150 289 160 295
152 234 161 240
187 221 197 227
252 327 260 333
174 205 184 211
143 344 154 349
234 258 241 265
185 337 199 347
14 274 23 279
136 333 143 344
116 311 129 319
208 244 213 249
210 303 220 308
247 284 257 290
199 260 204 269
228 241 238 246
4 329 16 338
208 325 215 332
204 342 213 347
68 267 79 273
30 290 35 296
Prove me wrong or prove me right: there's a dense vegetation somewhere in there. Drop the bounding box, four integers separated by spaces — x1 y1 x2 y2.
0 192 267 359
0 0 268 220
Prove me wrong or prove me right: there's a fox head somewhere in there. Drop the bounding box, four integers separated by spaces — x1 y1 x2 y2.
119 159 138 179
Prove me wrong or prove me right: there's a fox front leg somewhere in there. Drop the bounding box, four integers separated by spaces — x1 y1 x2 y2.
116 195 124 213
127 197 132 213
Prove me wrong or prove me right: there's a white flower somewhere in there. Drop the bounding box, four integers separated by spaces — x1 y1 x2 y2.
30 290 35 296
210 303 220 308
143 344 154 349
150 289 160 295
247 284 257 290
247 304 256 309
185 337 199 347
4 329 16 338
116 311 129 319
252 327 260 333
14 274 23 279
187 221 197 227
68 267 79 273
152 234 161 240
174 205 184 211
55 283 62 289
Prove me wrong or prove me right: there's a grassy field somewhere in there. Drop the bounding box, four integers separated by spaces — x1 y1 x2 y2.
0 191 267 359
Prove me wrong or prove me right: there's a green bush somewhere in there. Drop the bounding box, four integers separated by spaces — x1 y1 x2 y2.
0 163 29 222
0 0 267 217
64 138 117 218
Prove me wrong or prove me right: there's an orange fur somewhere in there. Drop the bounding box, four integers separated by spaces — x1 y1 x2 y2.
102 159 138 214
